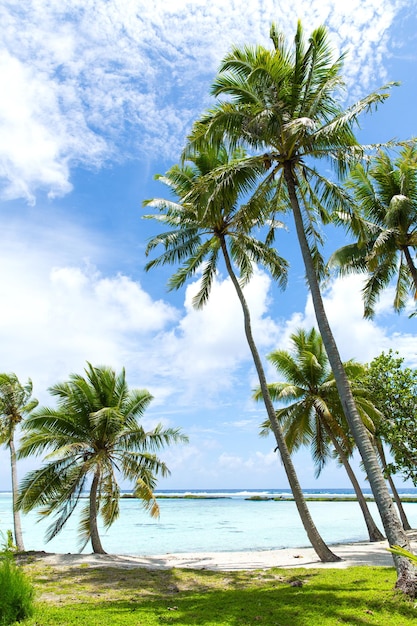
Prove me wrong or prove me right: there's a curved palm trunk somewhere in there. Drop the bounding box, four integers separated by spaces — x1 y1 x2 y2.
320 419 384 542
403 246 417 295
376 440 412 531
9 438 25 551
90 470 106 554
219 236 340 562
284 162 417 594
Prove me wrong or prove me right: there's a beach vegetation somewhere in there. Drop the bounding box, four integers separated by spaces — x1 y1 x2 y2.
0 555 34 625
0 374 38 552
16 363 188 554
389 545 417 566
144 142 340 563
184 19 417 594
17 559 417 625
254 327 384 542
363 351 417 486
330 144 417 318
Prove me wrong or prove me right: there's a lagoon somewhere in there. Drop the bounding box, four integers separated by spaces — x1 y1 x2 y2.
1 489 416 555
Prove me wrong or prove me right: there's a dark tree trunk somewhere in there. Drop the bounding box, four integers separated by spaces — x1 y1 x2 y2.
403 246 417 293
220 235 340 562
9 438 25 551
90 470 106 554
284 162 417 595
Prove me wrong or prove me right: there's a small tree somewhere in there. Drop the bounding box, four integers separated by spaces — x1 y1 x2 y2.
0 374 38 552
361 350 417 530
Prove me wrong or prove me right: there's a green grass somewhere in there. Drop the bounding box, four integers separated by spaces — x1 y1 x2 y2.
16 560 417 625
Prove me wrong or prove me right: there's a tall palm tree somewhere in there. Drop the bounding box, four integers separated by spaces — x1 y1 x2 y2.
0 374 38 552
254 328 384 542
17 363 188 554
144 143 340 562
187 21 417 593
330 144 417 317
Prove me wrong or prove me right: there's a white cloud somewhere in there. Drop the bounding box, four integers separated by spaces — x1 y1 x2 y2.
154 267 283 402
284 273 417 367
218 449 279 472
0 220 178 397
0 0 412 201
0 214 285 411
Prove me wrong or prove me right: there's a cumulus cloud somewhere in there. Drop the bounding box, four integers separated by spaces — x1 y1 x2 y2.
283 273 417 367
0 219 176 397
0 0 412 201
152 267 284 403
0 214 285 408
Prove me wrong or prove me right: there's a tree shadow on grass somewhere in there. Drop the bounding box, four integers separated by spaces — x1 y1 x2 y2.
23 563 417 626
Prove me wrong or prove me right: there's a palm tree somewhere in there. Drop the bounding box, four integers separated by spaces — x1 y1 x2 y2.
330 144 417 317
187 21 417 593
254 328 384 542
17 363 188 554
0 374 38 552
144 143 340 562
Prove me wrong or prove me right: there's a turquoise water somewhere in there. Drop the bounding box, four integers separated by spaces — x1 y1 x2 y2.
1 490 416 555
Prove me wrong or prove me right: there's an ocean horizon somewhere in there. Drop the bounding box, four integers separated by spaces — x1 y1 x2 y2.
1 488 416 555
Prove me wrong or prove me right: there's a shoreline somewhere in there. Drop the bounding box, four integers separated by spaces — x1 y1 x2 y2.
18 530 417 571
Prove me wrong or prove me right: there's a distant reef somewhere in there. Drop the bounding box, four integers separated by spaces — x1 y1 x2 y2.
245 495 417 503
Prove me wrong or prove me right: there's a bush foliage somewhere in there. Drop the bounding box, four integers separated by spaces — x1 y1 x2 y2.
0 556 34 625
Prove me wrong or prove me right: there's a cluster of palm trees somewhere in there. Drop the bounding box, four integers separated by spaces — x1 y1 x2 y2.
254 328 411 541
0 364 188 554
143 20 417 594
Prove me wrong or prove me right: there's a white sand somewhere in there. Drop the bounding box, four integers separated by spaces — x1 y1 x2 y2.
26 531 417 571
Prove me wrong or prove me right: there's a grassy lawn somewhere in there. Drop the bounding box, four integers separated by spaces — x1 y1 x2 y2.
18 560 417 626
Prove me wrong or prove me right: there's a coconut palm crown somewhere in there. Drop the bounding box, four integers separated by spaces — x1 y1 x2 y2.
330 144 417 317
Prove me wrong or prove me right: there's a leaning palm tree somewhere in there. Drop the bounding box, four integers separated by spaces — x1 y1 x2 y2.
187 21 417 593
330 144 417 317
0 374 38 551
254 328 384 542
144 143 340 562
17 363 188 554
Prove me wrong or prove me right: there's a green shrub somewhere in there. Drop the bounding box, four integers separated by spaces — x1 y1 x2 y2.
0 556 34 625
0 530 16 554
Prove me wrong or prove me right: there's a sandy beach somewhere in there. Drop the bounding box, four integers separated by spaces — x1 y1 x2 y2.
22 530 417 571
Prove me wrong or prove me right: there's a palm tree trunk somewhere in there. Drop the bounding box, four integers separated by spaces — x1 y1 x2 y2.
284 162 417 594
9 438 25 551
403 246 417 294
320 420 384 541
376 441 412 530
219 235 340 562
90 470 106 554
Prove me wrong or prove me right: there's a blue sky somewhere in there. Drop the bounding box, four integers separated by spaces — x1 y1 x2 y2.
0 0 416 491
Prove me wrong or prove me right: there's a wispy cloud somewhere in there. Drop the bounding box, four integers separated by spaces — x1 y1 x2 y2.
0 0 412 201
